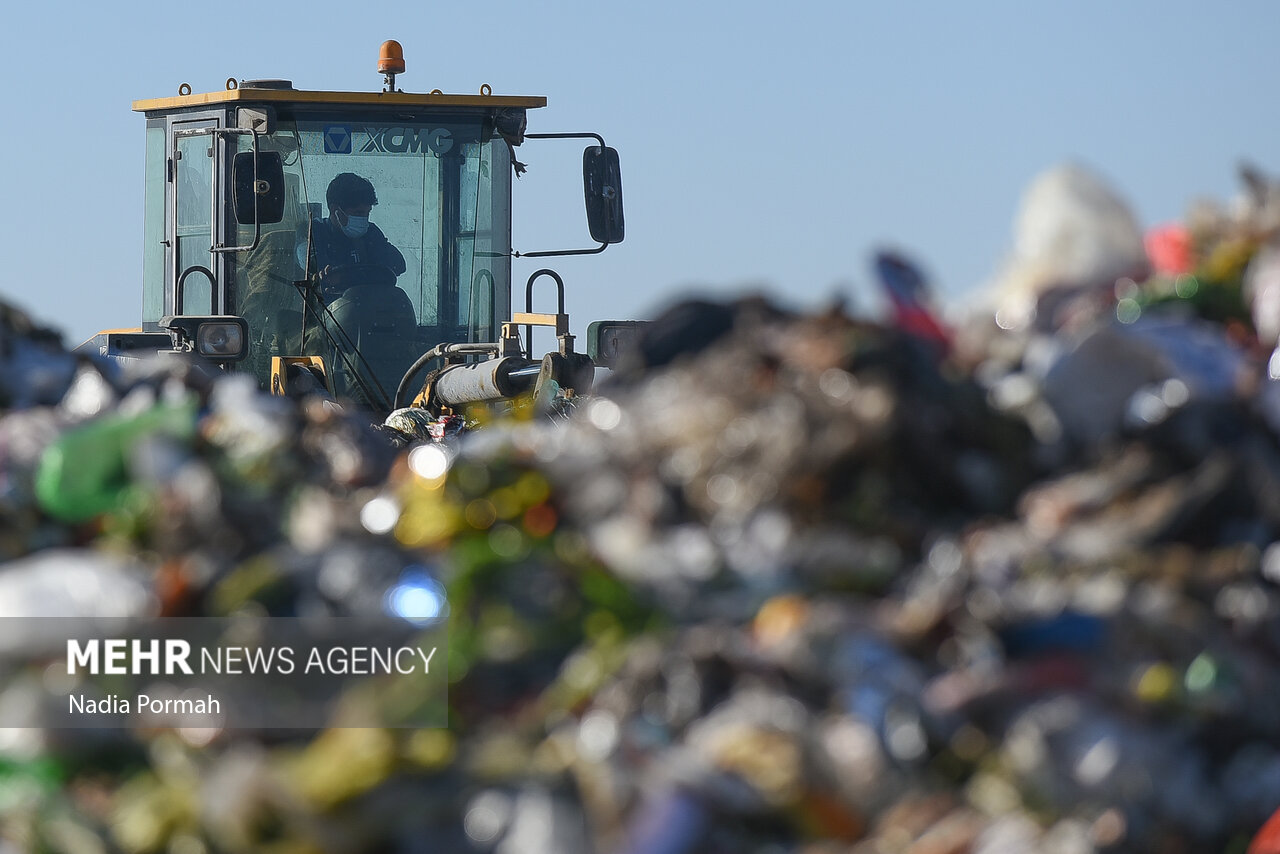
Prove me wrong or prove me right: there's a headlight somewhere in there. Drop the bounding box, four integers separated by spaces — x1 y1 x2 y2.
161 315 250 363
586 320 646 369
197 321 246 360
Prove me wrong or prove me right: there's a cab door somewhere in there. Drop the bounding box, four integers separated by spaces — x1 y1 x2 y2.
167 113 233 316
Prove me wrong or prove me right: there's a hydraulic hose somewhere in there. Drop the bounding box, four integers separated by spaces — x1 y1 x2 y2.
393 342 501 411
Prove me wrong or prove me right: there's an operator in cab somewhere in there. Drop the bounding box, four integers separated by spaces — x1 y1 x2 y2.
307 172 406 299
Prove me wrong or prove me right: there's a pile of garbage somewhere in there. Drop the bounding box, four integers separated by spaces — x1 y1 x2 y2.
3 162 1280 853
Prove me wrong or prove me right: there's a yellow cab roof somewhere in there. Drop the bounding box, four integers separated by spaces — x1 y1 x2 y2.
133 85 547 113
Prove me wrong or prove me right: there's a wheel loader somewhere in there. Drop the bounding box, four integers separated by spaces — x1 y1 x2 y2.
78 40 638 425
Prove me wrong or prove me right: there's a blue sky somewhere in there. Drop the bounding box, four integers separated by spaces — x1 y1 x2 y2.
3 1 1279 346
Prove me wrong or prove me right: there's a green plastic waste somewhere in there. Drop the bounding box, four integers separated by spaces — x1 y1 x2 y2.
34 398 198 522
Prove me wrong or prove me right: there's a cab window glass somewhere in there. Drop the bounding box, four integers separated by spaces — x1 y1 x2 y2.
141 123 166 325
272 118 487 408
174 129 215 314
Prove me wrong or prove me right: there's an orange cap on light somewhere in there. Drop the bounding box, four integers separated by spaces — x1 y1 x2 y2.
378 40 406 75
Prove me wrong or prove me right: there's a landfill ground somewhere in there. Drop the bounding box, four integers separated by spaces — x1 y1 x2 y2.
6 162 1280 853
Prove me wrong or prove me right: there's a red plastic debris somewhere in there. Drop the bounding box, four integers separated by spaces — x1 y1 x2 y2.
1248 806 1280 854
1145 223 1195 276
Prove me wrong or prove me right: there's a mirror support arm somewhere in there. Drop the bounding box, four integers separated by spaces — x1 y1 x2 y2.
514 132 615 259
524 131 606 147
211 128 262 254
514 242 608 259
174 126 268 255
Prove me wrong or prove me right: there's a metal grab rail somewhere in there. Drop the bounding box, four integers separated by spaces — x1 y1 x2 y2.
524 269 565 359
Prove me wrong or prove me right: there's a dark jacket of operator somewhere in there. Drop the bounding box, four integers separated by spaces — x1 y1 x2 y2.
310 217 406 280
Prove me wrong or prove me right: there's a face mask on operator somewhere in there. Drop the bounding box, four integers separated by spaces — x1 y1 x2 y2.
341 215 370 239
333 205 372 239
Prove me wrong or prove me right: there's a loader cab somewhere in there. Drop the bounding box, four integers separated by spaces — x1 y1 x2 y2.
129 78 542 410
87 41 625 416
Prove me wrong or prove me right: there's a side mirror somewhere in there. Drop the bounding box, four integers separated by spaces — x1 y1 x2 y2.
233 150 286 226
584 146 624 245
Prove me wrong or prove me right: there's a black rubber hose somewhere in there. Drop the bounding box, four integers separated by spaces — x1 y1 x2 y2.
393 343 501 411
394 345 447 411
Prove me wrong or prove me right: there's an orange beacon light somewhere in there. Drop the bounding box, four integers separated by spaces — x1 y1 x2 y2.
379 40 406 75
